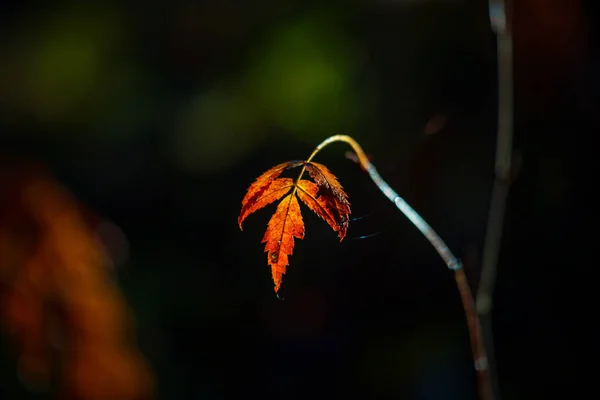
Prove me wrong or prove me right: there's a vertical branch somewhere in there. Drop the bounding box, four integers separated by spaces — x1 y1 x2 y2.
455 268 493 400
311 135 493 400
477 2 514 400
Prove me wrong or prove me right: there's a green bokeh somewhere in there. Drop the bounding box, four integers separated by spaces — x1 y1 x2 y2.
171 88 265 173
243 12 363 142
20 5 123 126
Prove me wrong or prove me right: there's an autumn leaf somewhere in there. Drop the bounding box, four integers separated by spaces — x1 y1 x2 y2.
304 162 351 239
295 179 344 239
238 161 302 228
261 194 304 293
239 161 351 293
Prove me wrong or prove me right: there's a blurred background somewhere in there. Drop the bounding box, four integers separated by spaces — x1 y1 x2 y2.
0 0 597 399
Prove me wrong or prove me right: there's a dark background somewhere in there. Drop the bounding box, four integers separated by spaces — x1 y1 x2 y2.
1 0 596 399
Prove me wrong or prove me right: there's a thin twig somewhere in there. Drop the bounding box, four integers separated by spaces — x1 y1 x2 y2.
310 135 493 400
476 2 514 399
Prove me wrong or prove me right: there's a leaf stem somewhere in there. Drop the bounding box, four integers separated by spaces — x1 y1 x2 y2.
309 134 493 400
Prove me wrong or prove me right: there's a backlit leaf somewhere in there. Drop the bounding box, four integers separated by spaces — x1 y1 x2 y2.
239 159 351 292
305 162 351 240
261 194 304 293
238 161 302 229
296 179 340 238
